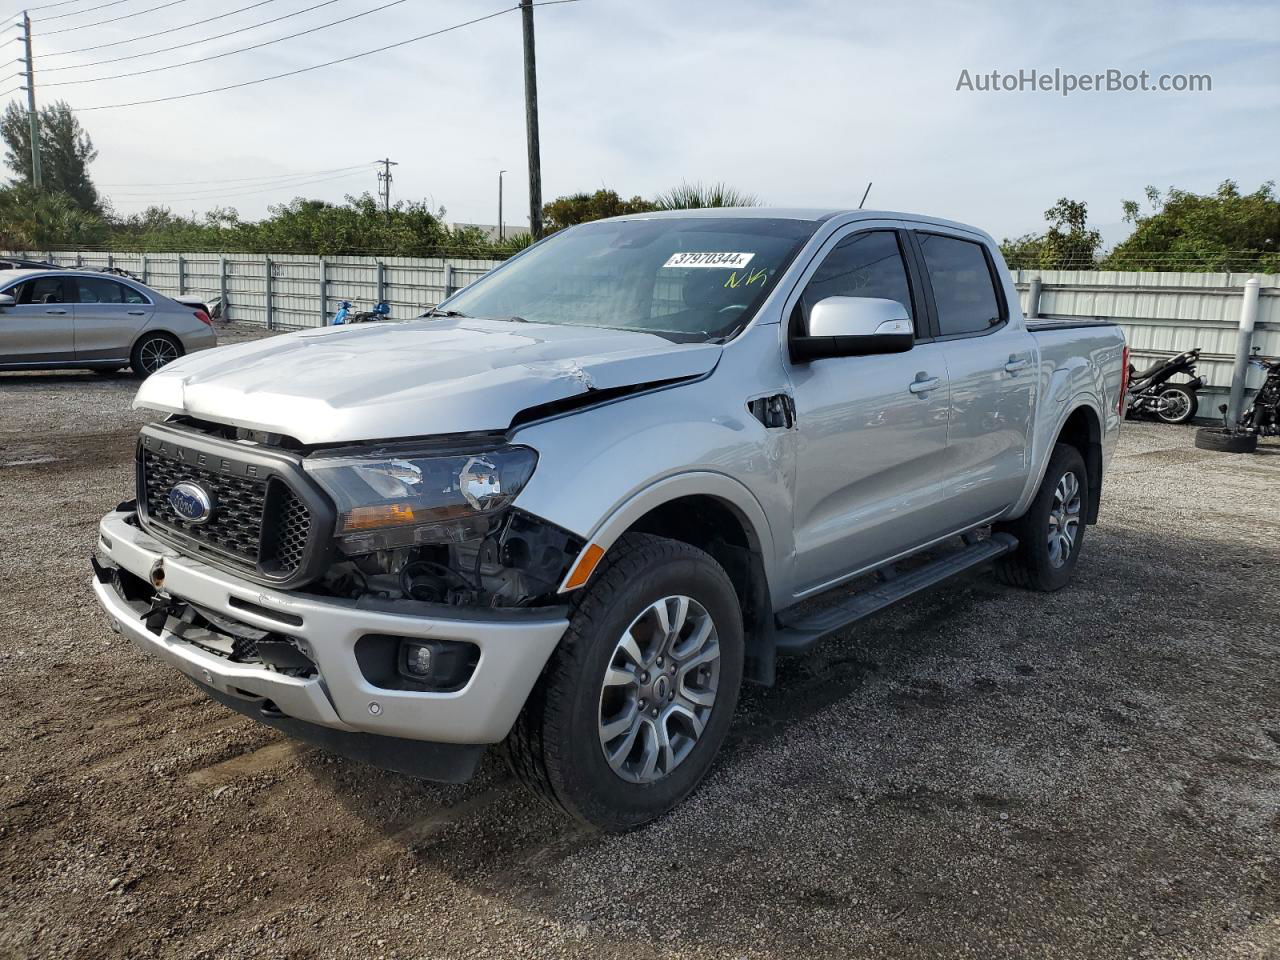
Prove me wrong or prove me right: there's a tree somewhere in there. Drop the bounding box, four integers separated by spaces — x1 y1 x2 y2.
543 189 656 232
1 100 100 211
0 183 107 249
652 181 760 210
1104 180 1280 272
1000 197 1101 270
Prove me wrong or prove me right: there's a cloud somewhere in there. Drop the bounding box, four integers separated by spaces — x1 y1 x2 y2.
31 0 1278 244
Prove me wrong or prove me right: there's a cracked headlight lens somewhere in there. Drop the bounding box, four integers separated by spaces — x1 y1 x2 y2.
304 444 537 553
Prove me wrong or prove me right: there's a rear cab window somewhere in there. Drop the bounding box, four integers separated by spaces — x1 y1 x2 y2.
916 233 1005 337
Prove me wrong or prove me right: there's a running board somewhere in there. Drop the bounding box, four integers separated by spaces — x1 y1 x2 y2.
773 533 1018 655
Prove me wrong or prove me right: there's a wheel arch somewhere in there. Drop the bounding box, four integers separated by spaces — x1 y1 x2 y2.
558 474 778 685
1051 402 1104 524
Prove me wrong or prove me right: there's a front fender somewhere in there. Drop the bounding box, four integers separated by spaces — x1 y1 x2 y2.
510 378 791 604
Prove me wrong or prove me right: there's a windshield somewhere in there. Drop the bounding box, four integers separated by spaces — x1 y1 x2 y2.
440 217 819 342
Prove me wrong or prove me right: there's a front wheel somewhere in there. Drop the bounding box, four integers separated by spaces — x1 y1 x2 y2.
1155 384 1198 424
504 534 744 831
994 443 1088 592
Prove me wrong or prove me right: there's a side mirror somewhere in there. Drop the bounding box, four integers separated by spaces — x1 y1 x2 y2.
791 296 914 362
0 294 14 311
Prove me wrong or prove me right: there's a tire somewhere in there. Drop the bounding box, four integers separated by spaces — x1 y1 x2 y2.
504 533 744 832
1194 427 1258 454
1155 384 1198 424
130 332 183 379
994 443 1088 592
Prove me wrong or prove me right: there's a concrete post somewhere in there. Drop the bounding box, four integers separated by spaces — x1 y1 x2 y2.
218 256 228 320
1027 276 1042 319
1225 277 1261 426
264 256 274 330
318 256 327 326
177 254 186 295
141 254 149 285
375 260 385 305
443 263 455 300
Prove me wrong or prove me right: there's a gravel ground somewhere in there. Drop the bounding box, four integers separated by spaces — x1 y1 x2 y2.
1 332 1278 959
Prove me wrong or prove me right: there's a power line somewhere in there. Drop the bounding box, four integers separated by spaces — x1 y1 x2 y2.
44 0 410 85
0 0 111 18
98 163 372 186
38 0 141 22
40 0 195 35
40 0 338 70
74 3 537 110
39 0 283 56
108 167 372 196
108 169 371 202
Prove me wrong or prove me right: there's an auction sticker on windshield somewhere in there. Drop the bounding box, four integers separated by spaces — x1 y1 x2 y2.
662 252 755 269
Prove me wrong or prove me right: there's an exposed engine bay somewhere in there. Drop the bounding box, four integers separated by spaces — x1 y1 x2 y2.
311 508 583 609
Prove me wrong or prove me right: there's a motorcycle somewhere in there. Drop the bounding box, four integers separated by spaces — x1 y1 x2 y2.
332 299 390 325
1125 347 1204 424
1194 352 1279 454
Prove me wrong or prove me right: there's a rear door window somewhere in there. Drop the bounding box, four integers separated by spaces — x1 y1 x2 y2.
916 234 1004 337
76 276 150 304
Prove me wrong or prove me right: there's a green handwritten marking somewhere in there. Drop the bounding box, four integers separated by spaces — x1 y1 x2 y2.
746 268 768 286
724 272 743 289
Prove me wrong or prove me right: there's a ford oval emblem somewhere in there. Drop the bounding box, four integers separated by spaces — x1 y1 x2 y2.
168 481 215 525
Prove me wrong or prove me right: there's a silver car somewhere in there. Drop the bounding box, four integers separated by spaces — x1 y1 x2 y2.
0 269 217 377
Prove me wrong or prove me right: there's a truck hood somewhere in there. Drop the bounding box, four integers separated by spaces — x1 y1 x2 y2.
133 317 722 445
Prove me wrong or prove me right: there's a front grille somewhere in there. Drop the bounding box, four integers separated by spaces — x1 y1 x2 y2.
142 449 266 565
139 445 315 580
260 484 312 574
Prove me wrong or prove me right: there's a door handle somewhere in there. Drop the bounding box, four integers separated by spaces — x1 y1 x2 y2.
127 310 146 316
1004 356 1031 374
909 375 940 395
44 308 68 315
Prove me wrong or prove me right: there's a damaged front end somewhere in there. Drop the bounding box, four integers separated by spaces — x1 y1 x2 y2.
300 438 582 610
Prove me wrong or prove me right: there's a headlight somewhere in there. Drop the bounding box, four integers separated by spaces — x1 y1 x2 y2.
304 444 537 553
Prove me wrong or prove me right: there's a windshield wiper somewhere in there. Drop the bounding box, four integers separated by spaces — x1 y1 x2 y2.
421 307 469 318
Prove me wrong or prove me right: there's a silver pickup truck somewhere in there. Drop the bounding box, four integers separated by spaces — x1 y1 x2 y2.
91 209 1127 830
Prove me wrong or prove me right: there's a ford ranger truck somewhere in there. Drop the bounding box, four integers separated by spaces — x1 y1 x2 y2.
91 210 1127 831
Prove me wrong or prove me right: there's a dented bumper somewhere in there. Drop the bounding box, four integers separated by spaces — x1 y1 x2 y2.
91 510 569 769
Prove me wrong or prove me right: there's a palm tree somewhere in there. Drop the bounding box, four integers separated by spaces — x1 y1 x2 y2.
652 181 760 210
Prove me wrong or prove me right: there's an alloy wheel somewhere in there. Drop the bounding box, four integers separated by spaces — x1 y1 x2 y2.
597 595 721 784
139 337 179 374
1046 470 1082 568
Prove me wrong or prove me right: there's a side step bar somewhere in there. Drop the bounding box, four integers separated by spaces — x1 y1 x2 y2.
773 532 1018 655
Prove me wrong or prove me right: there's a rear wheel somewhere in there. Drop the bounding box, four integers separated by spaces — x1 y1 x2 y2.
1155 384 1197 424
130 333 183 379
1194 427 1258 454
504 533 744 831
994 443 1088 592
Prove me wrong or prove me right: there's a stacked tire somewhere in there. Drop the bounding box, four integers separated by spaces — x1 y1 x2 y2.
1194 428 1258 454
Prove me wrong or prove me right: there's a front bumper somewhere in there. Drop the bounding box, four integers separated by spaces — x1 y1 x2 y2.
92 509 569 757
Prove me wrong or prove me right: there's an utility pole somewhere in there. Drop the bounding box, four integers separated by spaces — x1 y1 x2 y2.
376 157 397 218
498 169 506 241
519 0 542 240
20 12 42 191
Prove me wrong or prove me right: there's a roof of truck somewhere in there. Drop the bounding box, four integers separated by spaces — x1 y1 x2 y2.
601 206 991 238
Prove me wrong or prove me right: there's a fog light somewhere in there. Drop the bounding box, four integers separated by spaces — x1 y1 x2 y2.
402 642 433 678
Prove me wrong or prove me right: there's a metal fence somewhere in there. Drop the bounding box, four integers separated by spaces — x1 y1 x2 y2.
9 252 1278 402
9 251 505 329
1012 270 1279 401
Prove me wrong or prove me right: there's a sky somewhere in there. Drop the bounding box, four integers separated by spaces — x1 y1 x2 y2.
13 0 1280 248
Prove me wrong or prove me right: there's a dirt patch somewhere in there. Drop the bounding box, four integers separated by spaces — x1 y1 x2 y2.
0 366 1278 960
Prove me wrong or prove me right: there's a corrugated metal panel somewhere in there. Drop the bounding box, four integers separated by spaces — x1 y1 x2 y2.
11 254 1275 387
1012 270 1278 389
